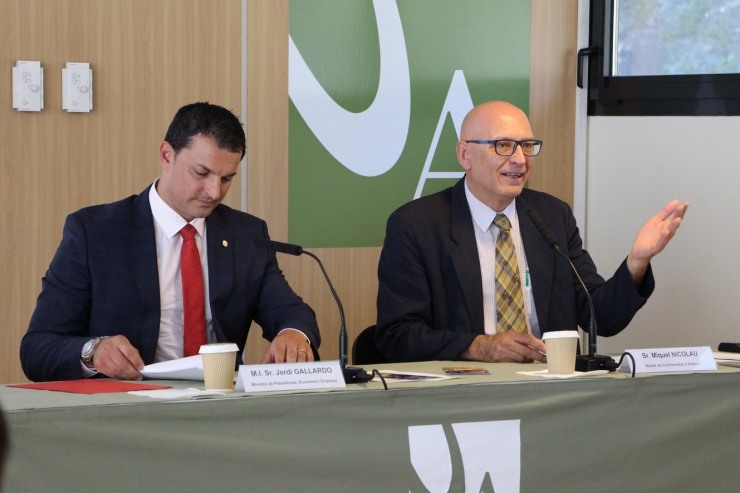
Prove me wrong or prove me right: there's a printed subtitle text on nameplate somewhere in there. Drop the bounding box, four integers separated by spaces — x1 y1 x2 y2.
620 346 717 374
235 360 346 392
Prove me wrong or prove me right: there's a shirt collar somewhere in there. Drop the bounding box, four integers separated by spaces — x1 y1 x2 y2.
464 178 517 232
148 179 206 239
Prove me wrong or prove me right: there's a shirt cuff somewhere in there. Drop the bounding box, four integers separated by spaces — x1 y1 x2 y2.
80 360 98 378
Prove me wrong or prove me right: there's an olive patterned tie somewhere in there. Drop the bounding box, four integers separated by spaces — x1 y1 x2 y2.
493 214 527 334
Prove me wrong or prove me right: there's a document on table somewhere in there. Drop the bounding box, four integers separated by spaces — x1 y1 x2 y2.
371 370 456 383
128 388 225 399
140 355 204 381
516 369 609 379
714 351 740 368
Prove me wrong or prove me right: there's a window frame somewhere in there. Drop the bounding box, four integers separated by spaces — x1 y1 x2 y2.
587 0 740 116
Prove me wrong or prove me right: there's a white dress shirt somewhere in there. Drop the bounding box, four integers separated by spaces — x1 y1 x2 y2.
464 180 541 338
149 180 216 362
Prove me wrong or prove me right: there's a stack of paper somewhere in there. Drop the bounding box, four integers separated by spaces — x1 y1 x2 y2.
713 351 740 368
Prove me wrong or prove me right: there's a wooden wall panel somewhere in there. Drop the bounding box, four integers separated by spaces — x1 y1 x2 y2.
0 0 241 384
244 0 289 363
528 0 578 206
245 0 289 232
244 0 579 364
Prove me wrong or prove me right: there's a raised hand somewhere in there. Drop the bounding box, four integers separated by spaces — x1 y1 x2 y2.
627 200 689 285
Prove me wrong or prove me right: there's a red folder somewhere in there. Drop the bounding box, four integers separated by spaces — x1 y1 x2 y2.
9 380 171 394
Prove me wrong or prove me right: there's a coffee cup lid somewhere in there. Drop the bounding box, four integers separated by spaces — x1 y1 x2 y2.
542 330 580 340
199 343 239 354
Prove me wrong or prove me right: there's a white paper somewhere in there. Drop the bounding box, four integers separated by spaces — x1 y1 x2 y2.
713 351 740 361
620 346 717 374
516 369 609 379
371 370 456 383
716 360 740 368
235 360 346 392
713 351 740 368
127 388 225 399
140 355 204 381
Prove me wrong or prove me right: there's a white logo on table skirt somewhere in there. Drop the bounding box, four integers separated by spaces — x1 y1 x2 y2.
408 420 520 493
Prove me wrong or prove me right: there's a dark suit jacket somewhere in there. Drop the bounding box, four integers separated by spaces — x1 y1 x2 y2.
21 186 320 382
375 178 654 362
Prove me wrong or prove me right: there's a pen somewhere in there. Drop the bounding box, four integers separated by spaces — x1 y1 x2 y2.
529 346 546 358
525 268 530 287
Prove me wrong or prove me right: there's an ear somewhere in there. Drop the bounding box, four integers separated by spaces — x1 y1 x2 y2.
159 142 175 171
456 140 472 172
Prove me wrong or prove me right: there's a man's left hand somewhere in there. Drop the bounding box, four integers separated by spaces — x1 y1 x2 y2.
627 199 689 285
261 330 314 364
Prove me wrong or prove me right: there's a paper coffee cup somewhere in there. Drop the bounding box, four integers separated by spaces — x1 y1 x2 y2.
542 331 579 375
199 343 239 390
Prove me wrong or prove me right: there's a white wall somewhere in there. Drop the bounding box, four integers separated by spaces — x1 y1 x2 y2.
585 116 740 353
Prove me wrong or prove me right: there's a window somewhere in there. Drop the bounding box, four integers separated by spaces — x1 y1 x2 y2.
586 0 740 115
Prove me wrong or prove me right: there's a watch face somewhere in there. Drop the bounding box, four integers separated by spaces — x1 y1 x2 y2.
81 339 95 359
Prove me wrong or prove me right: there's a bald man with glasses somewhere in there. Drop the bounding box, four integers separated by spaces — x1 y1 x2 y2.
375 101 688 363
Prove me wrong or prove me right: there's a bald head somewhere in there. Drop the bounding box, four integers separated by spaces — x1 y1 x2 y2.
456 101 535 211
460 101 532 142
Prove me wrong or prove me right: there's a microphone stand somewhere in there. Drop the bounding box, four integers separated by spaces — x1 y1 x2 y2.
554 247 616 372
526 210 617 372
254 239 373 383
299 251 373 383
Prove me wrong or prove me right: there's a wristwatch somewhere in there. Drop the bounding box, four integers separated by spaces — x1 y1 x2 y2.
81 336 108 368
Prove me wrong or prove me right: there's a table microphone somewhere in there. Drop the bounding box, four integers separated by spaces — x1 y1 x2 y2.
526 208 617 372
254 238 374 383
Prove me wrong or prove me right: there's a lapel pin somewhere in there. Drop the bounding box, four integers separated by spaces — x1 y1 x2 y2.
222 240 228 247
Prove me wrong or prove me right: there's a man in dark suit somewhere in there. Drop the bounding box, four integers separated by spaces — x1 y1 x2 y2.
21 103 320 382
376 101 687 363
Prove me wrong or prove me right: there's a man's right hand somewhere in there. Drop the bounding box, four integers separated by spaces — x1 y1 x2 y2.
91 335 145 380
458 332 547 363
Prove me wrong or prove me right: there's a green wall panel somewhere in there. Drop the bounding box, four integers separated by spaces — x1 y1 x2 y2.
289 0 530 247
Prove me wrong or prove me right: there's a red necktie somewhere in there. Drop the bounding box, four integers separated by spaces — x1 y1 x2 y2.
180 224 207 357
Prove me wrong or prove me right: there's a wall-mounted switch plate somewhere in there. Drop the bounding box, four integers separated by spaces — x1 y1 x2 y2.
12 61 44 112
62 62 93 112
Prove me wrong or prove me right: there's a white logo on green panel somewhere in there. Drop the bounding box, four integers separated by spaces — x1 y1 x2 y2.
289 0 410 177
414 70 472 199
289 0 530 247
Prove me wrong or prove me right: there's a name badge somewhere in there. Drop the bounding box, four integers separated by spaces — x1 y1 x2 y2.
620 346 717 374
235 360 346 392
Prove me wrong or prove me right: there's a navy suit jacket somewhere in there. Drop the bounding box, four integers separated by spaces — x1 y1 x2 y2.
21 186 320 382
376 178 654 362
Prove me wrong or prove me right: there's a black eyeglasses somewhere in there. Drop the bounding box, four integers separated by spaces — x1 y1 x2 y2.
465 139 543 157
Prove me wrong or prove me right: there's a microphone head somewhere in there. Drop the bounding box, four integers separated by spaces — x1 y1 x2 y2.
254 238 303 256
526 208 560 250
526 207 545 226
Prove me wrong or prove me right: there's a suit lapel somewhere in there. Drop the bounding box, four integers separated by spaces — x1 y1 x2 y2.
449 179 485 334
516 194 555 333
128 187 161 364
205 207 233 342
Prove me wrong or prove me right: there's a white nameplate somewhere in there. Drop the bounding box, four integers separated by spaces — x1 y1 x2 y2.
620 346 717 374
235 360 346 392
